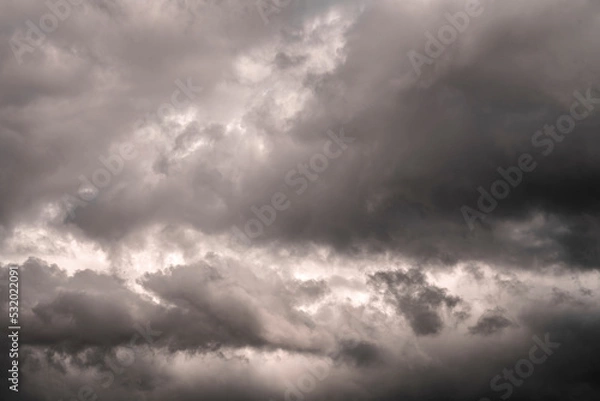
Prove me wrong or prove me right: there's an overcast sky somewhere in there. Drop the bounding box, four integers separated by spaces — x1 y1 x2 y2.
1 0 600 400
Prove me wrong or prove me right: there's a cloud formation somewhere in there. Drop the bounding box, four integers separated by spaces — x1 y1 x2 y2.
1 0 600 400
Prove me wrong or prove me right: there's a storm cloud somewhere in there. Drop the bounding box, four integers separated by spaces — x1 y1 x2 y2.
1 0 600 400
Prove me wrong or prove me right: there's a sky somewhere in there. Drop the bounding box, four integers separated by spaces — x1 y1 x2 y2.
1 0 600 400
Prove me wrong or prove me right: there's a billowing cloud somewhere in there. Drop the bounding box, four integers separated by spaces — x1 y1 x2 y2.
369 268 465 336
468 307 516 336
1 0 600 400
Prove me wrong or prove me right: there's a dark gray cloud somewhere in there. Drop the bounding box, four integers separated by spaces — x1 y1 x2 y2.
335 340 382 367
0 0 599 272
0 258 334 355
1 0 600 400
2 257 600 401
369 268 465 336
468 307 516 336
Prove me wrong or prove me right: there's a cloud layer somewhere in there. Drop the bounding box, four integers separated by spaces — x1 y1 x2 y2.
1 0 600 400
